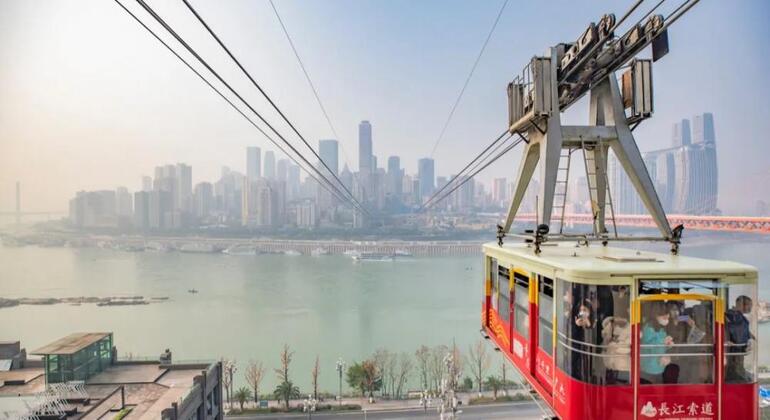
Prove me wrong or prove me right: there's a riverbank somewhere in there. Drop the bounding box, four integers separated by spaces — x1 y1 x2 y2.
1 233 484 256
0 295 169 309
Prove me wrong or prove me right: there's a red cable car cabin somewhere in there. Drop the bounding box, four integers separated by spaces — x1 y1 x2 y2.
482 242 759 420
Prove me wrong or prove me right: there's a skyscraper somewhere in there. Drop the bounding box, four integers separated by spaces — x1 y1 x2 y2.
193 182 213 220
318 139 339 176
387 156 402 196
115 187 133 218
264 151 276 180
277 159 289 182
608 153 642 214
493 178 507 206
672 119 691 148
287 163 300 200
644 113 718 214
141 176 152 192
417 158 435 198
133 191 150 230
692 113 715 144
358 121 372 175
246 146 261 181
176 163 192 213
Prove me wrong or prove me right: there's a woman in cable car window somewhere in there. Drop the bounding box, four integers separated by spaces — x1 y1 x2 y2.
640 301 674 384
572 296 597 381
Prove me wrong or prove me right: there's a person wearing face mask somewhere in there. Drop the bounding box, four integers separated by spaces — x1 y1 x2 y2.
640 302 674 384
725 295 754 382
570 298 596 381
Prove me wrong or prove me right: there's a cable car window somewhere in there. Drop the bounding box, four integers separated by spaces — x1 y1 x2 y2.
556 280 631 385
638 279 721 297
639 299 714 385
513 271 529 339
724 283 757 384
489 258 498 311
498 266 511 323
538 276 554 356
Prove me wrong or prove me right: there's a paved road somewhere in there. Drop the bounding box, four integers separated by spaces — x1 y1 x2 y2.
228 401 544 419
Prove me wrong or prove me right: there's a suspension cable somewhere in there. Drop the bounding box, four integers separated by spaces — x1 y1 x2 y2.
180 0 366 214
265 0 365 207
428 0 510 158
423 135 524 210
112 0 353 207
420 130 509 210
132 0 366 214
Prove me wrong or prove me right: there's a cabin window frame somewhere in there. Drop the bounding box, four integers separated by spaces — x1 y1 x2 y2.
556 278 632 385
538 275 554 356
498 265 511 324
513 269 530 340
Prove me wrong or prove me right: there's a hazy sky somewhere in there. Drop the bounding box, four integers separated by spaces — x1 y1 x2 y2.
1 0 769 215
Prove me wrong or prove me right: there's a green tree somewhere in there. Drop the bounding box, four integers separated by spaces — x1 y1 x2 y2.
273 380 300 409
274 344 295 409
234 386 252 411
485 376 503 400
346 360 382 398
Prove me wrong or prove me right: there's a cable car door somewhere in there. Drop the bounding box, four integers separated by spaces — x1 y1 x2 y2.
633 294 721 420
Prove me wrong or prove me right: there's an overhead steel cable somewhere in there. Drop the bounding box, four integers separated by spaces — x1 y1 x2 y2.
131 0 366 215
112 0 354 207
420 129 509 210
427 0 510 158
180 0 366 214
422 132 515 210
265 0 364 206
423 135 526 210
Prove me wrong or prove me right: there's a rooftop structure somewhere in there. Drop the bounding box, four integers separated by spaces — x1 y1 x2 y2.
31 332 113 385
1 333 223 420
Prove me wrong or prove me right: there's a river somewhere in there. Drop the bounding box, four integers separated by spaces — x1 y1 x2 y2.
0 231 768 392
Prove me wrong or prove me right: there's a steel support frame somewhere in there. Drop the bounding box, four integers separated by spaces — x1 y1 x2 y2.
501 47 674 250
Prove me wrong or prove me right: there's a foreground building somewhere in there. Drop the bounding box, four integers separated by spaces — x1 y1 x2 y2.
0 333 223 420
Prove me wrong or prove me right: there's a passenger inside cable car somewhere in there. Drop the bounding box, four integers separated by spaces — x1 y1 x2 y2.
556 281 633 386
725 295 755 383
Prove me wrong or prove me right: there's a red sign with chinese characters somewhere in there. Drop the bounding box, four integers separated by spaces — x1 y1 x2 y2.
638 396 716 419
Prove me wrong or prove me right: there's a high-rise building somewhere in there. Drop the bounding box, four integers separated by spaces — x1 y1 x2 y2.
148 190 173 230
295 199 317 228
68 190 118 228
417 158 435 199
387 156 403 196
141 176 152 192
277 159 289 182
287 164 300 200
133 191 150 230
319 139 339 177
644 113 718 214
672 119 691 148
247 146 261 181
176 163 192 213
358 121 372 175
493 178 507 207
340 164 353 192
608 152 643 215
215 167 244 222
692 113 715 144
264 151 276 180
193 182 214 220
242 178 284 227
115 187 133 218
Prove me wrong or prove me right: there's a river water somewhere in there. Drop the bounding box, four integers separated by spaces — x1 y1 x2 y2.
1 231 768 392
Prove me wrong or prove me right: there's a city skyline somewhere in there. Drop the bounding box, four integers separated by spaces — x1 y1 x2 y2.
1 1 769 215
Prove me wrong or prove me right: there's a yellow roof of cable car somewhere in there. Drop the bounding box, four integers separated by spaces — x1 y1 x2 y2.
483 242 757 281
